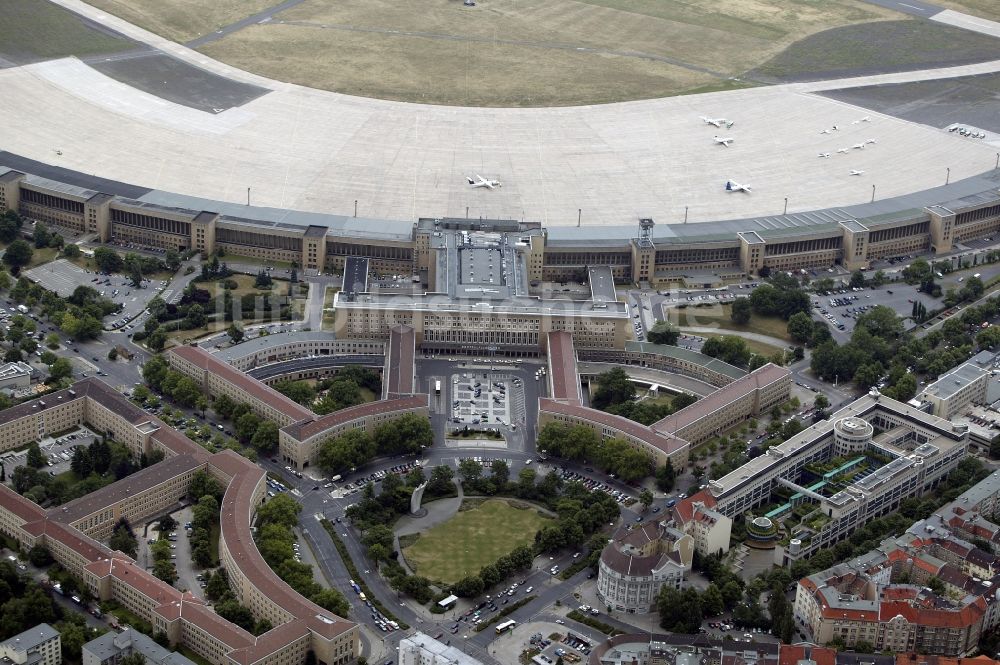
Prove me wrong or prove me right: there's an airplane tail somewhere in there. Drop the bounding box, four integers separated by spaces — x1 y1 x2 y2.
725 181 733 191
726 121 734 129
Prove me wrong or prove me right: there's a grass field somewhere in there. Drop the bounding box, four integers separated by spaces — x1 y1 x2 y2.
402 499 551 585
204 273 277 299
1 0 134 63
672 304 792 343
709 334 785 359
752 20 1000 81
82 0 277 43
195 0 897 106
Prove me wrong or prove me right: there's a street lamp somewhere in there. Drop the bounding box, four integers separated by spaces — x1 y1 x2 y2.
783 197 788 215
946 167 951 186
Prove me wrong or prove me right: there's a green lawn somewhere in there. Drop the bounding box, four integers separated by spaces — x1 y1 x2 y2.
402 499 551 585
1 0 134 63
675 304 792 343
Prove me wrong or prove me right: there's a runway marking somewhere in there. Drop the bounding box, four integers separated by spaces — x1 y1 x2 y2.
897 3 926 10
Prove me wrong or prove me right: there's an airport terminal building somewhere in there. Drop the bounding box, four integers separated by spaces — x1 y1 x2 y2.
4 167 1000 283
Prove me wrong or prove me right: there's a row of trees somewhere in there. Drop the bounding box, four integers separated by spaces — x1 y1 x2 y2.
254 493 350 617
316 413 432 476
189 470 223 569
535 422 653 482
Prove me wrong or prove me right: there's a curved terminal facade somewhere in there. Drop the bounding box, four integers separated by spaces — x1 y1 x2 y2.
3 165 1000 283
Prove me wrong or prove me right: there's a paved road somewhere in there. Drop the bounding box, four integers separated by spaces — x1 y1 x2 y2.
859 0 943 17
184 0 312 49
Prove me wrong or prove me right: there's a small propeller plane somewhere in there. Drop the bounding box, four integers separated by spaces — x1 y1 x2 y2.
714 136 735 147
725 180 751 193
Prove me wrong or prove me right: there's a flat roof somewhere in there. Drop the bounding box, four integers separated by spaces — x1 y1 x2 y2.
342 257 370 297
588 266 617 303
214 331 342 363
624 341 747 380
337 292 629 318
922 361 988 401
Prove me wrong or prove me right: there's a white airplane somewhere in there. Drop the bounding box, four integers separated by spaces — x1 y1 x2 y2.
861 116 872 122
714 136 735 147
865 138 877 145
725 180 751 193
837 147 850 154
820 129 832 135
701 116 734 128
466 174 501 189
852 143 866 150
817 152 831 158
850 170 865 176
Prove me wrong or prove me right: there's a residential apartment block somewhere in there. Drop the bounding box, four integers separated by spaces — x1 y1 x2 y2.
0 624 60 665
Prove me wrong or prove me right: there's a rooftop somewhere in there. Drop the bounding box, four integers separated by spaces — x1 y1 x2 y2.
922 361 988 401
652 363 790 435
213 331 342 363
281 394 429 442
168 346 313 423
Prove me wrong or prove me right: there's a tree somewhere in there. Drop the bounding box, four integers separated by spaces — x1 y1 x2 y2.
787 311 813 344
26 442 46 469
27 545 52 568
646 322 680 345
274 380 316 406
592 367 636 409
427 464 455 496
116 654 147 665
165 249 181 271
152 559 177 584
458 459 483 484
62 244 81 259
490 459 510 489
93 247 124 273
702 583 725 617
205 569 231 601
639 489 653 511
730 298 752 325
227 323 244 345
251 421 279 451
109 520 138 558
70 446 92 477
188 469 223 502
655 459 676 492
32 224 50 249
814 394 829 410
183 304 206 329
257 493 302 528
312 588 350 617
849 270 866 289
3 240 33 271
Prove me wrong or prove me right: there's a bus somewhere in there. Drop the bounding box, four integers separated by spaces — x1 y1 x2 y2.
495 620 516 635
434 380 441 395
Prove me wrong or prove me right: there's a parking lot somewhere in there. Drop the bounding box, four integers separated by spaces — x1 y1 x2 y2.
23 259 168 329
557 469 637 507
811 283 936 342
1 426 96 479
450 374 513 427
